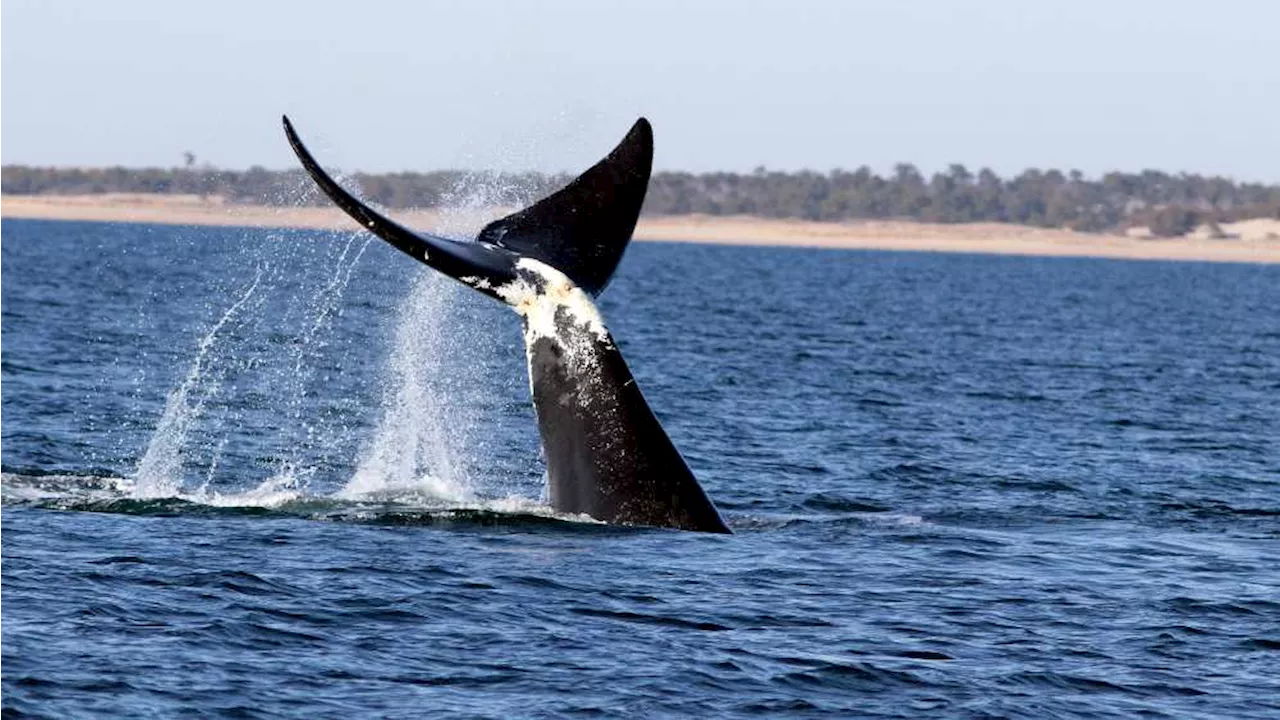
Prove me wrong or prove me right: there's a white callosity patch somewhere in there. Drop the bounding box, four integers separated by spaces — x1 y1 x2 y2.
459 276 494 292
493 258 615 396
496 259 610 345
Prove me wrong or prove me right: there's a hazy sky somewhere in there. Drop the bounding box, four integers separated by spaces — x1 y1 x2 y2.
3 0 1278 180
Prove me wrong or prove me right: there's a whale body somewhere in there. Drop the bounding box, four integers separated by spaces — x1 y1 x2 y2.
284 116 729 533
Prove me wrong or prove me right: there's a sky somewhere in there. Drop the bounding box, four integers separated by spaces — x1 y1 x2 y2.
3 0 1278 180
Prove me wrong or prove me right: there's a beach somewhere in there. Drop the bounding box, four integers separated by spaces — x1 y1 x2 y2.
4 193 1279 264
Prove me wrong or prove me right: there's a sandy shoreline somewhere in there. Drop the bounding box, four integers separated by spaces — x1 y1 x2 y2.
4 193 1280 264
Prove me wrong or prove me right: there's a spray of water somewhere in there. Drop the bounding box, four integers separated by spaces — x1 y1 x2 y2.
267 233 374 490
132 267 266 498
131 225 371 499
131 166 546 507
342 272 472 501
339 175 545 504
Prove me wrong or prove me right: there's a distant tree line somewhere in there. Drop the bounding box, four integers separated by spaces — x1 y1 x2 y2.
0 166 569 213
4 162 1278 236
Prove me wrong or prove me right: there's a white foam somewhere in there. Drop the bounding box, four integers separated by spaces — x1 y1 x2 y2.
0 473 132 503
337 471 474 504
193 475 304 508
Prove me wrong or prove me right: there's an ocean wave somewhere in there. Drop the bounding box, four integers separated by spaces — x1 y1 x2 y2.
0 470 607 532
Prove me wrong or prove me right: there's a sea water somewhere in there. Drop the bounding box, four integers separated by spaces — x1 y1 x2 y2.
3 218 1278 717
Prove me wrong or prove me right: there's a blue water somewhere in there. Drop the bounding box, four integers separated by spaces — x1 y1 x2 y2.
3 217 1279 718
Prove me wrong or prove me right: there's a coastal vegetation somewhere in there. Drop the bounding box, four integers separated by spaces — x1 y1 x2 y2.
4 163 1277 236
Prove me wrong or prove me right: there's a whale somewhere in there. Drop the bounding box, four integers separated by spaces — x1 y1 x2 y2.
283 116 730 533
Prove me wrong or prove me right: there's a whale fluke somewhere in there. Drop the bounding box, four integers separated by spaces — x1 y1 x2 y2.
283 115 520 301
476 119 652 297
284 116 730 533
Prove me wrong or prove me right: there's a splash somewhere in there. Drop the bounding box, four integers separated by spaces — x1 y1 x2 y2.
342 272 476 502
194 474 305 508
273 233 374 479
132 268 265 498
432 174 525 238
131 227 371 500
130 170 540 505
340 175 539 504
1 471 603 530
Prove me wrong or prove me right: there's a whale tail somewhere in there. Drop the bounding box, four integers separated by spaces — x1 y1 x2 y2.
283 115 651 299
284 116 730 533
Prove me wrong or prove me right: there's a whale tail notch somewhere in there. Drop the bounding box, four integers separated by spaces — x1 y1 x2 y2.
477 118 652 297
282 115 652 299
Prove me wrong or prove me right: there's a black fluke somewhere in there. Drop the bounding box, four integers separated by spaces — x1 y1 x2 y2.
284 115 730 534
476 119 653 297
283 115 520 302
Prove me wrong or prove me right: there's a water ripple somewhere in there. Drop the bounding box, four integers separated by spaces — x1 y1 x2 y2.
4 223 1279 717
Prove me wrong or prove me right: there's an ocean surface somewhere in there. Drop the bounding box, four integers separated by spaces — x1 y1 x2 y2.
3 217 1278 718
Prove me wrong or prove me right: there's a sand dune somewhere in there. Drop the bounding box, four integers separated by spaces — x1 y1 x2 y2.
4 193 1278 264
